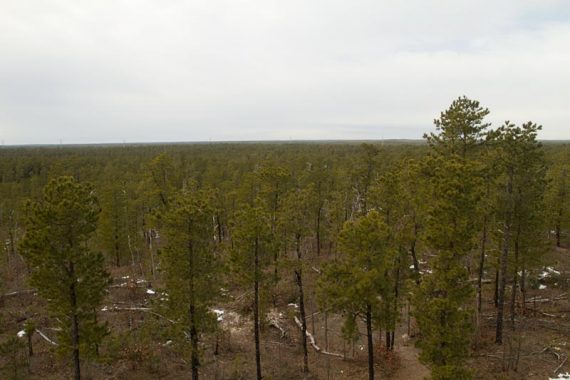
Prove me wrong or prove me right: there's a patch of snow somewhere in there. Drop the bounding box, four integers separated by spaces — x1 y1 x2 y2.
121 276 130 280
146 289 156 295
288 303 299 309
548 267 561 275
409 264 415 269
539 284 547 290
550 373 570 380
17 330 26 338
101 306 109 311
540 267 561 279
213 309 225 321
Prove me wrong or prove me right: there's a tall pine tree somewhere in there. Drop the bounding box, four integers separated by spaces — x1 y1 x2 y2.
20 176 110 380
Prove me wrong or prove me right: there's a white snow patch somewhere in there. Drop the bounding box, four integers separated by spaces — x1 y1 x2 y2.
121 276 130 280
539 284 547 290
550 373 570 380
17 330 26 338
288 303 299 309
409 264 415 269
146 289 156 295
101 306 109 311
540 267 561 279
213 309 225 322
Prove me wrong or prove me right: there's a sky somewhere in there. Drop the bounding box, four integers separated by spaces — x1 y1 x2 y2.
0 0 569 144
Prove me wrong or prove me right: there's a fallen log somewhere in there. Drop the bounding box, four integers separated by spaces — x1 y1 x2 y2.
294 316 343 358
3 289 36 297
35 329 57 346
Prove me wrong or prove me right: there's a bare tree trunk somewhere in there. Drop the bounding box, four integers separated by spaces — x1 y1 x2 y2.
187 237 200 380
496 178 513 345
316 205 322 256
556 208 562 247
509 225 521 329
366 304 375 380
190 303 199 380
494 266 499 308
410 223 421 285
70 263 81 380
216 214 223 243
254 237 262 380
521 266 527 315
295 234 309 373
477 216 487 314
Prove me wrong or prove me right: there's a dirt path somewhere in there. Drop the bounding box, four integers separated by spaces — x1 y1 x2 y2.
392 341 430 380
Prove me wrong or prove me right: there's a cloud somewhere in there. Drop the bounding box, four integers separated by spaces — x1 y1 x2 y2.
0 0 569 143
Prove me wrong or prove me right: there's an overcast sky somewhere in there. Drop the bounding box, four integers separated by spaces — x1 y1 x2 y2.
0 1 569 144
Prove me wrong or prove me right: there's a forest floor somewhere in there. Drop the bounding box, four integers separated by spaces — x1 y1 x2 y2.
391 339 430 380
0 245 568 379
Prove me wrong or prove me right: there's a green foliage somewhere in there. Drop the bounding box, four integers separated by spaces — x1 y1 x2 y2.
19 176 110 360
0 337 27 380
425 96 490 158
319 210 395 335
230 204 272 286
160 187 221 347
414 96 489 379
416 156 481 364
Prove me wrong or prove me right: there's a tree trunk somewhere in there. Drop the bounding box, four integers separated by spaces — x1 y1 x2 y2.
366 304 375 380
295 234 309 373
70 263 81 380
316 206 322 256
521 266 527 315
556 207 562 247
27 332 33 357
494 267 499 308
216 214 223 243
509 225 521 329
410 223 421 285
254 237 262 380
477 216 487 314
190 303 199 380
188 236 200 380
390 253 402 351
114 234 120 267
496 178 513 345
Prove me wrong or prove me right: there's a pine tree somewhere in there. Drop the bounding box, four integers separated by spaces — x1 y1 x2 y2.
491 121 546 342
414 156 481 380
20 176 110 380
282 186 314 373
414 96 489 379
230 203 271 380
425 96 490 159
318 210 394 380
160 186 221 380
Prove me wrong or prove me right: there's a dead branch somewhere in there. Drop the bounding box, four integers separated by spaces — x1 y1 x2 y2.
268 319 287 338
3 289 36 297
35 329 57 346
554 355 568 374
294 316 343 358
